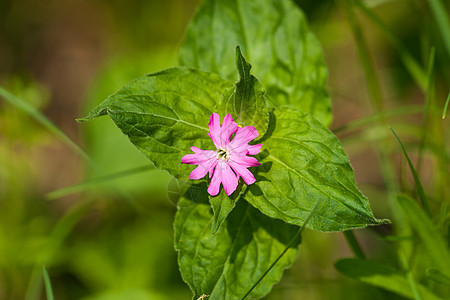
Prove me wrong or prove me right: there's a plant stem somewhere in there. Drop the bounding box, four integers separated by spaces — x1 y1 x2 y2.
343 230 366 259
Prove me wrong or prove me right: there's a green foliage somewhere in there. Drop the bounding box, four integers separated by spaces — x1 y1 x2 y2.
210 183 244 234
397 194 450 276
77 0 389 298
174 184 300 300
79 67 232 180
218 46 271 137
335 258 442 300
179 0 332 126
80 9 384 295
81 66 383 234
246 108 386 231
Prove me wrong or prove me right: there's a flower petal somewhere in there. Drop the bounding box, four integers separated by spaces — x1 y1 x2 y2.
221 162 239 196
208 113 238 148
207 161 238 196
229 153 261 167
247 144 262 155
228 126 259 151
221 114 238 144
181 147 216 165
189 158 217 180
228 161 256 185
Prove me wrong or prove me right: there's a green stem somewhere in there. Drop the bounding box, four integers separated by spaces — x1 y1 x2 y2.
343 230 366 259
399 250 423 300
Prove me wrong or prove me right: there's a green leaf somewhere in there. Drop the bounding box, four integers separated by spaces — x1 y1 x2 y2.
246 108 387 231
78 67 232 180
426 268 450 286
174 184 301 300
218 46 271 137
209 182 245 234
180 0 332 127
397 194 450 275
335 258 442 300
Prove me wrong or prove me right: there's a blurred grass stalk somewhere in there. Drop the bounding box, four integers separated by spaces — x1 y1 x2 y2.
354 0 427 91
342 0 400 229
0 86 95 167
425 0 450 57
42 266 55 300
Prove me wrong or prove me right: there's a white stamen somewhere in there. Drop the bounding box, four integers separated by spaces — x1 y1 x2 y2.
216 148 228 161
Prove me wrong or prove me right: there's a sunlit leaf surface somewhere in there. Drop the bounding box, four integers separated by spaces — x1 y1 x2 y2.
180 0 332 126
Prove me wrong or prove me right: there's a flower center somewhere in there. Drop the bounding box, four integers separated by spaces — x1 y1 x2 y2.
216 148 228 161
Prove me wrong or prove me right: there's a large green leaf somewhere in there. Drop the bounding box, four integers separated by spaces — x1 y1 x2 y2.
245 107 386 231
335 258 443 300
218 46 271 137
78 67 232 180
180 0 332 126
174 184 301 300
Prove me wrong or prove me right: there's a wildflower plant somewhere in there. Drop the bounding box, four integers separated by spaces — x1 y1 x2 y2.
78 0 388 298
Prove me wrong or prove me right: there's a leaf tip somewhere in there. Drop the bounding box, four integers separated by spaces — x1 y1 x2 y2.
75 117 89 123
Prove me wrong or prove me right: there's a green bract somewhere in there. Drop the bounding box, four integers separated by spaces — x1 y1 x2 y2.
218 46 271 138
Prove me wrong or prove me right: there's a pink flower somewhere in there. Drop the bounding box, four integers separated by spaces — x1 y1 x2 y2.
181 113 262 196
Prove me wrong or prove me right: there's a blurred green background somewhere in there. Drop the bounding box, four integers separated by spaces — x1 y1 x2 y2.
0 0 448 299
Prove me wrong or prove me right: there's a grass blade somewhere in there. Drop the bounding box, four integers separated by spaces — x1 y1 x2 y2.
443 92 450 119
343 0 383 111
42 266 55 300
333 105 425 133
355 0 427 91
0 86 94 166
417 47 435 173
390 127 431 216
46 165 154 200
397 194 450 275
335 258 441 300
426 0 450 57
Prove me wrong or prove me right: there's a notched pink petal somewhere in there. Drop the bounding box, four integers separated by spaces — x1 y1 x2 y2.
229 154 261 167
228 161 256 185
228 126 259 150
207 166 221 196
208 113 221 133
181 154 198 165
247 144 262 155
220 163 239 196
207 162 238 196
189 164 210 180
